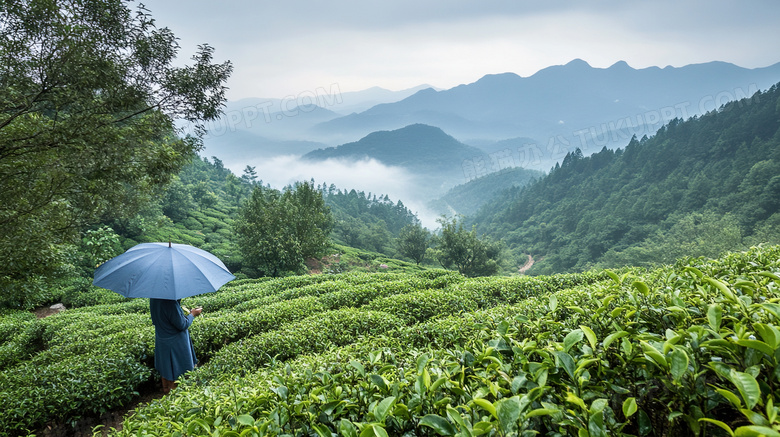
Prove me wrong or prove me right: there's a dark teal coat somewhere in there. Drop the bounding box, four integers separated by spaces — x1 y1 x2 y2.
150 298 197 381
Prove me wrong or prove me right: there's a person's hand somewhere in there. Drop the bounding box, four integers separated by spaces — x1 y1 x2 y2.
191 307 202 317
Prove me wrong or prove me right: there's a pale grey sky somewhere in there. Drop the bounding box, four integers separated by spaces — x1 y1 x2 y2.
138 0 780 100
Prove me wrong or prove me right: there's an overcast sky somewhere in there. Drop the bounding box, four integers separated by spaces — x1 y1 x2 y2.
139 0 780 101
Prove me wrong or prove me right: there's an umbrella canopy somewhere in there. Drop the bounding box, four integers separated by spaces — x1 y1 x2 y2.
93 242 235 299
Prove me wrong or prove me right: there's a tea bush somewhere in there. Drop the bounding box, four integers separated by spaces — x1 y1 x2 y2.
0 315 44 370
191 296 326 359
200 308 403 380
365 289 480 324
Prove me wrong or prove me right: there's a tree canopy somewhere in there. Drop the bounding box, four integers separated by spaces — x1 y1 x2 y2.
235 182 333 277
397 223 430 265
0 0 232 295
434 216 504 277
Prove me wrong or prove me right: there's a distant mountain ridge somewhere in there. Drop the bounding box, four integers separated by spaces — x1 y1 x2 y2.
303 124 486 196
311 59 780 165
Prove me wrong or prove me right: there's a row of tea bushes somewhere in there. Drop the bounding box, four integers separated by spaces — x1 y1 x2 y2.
114 246 780 436
0 266 609 435
195 272 604 381
0 271 452 434
0 311 156 434
189 270 474 363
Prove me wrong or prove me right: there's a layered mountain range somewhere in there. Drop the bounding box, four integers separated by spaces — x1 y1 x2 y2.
203 59 780 211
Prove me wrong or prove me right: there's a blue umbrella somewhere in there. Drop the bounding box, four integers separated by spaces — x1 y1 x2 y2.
93 242 235 299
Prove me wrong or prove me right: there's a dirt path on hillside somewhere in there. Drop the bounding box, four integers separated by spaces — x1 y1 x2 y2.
518 255 535 273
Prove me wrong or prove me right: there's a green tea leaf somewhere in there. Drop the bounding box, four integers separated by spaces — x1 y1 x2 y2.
430 376 448 393
730 369 761 410
762 303 780 321
589 398 608 415
472 422 494 435
349 360 365 376
580 325 597 351
497 320 510 335
622 397 637 418
632 281 649 295
420 414 457 436
603 330 629 349
496 396 521 436
706 278 738 303
370 374 388 392
739 408 772 427
237 415 255 426
734 425 780 437
187 419 211 434
639 410 653 436
715 387 743 409
536 368 548 388
312 424 331 437
273 385 288 399
445 406 470 434
359 424 389 437
698 418 734 437
735 339 775 357
417 353 430 375
340 419 358 437
588 410 607 437
374 396 396 423
640 341 668 369
555 351 576 381
756 271 780 281
525 408 559 418
549 295 558 312
472 398 497 419
670 347 689 382
684 266 704 278
564 329 584 353
566 392 587 410
567 306 586 316
708 304 722 331
754 323 780 349
605 270 621 285
576 358 599 374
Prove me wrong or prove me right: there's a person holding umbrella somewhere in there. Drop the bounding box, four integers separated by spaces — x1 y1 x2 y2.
93 242 235 393
150 298 203 393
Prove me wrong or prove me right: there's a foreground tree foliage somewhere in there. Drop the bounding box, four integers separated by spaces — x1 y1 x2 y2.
0 0 232 302
235 181 334 277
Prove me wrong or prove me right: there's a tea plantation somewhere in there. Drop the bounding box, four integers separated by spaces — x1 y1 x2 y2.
2 246 780 436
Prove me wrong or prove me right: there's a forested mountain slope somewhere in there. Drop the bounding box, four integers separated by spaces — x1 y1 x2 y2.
429 166 545 217
473 83 780 274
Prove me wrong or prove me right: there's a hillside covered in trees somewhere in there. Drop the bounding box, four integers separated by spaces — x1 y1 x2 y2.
472 83 780 274
429 166 545 217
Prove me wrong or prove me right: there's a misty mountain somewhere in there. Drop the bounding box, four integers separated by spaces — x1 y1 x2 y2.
336 84 440 114
428 166 545 217
471 83 780 274
210 85 436 142
205 104 340 141
202 128 328 170
302 124 485 196
311 59 780 166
